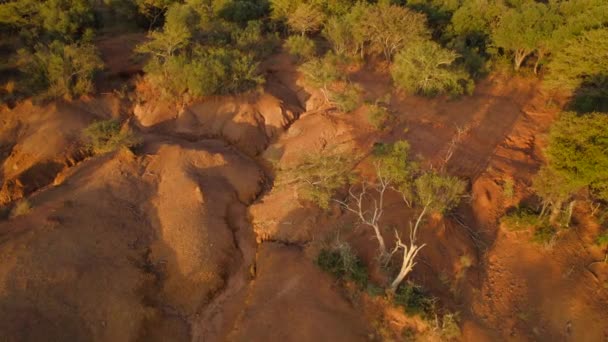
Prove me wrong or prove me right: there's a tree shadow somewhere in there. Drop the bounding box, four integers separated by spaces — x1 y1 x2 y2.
567 73 608 114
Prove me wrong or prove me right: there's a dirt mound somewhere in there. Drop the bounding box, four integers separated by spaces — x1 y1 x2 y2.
0 138 264 341
0 97 124 207
133 91 302 156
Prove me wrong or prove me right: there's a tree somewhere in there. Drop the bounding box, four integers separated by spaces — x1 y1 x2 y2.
414 172 466 215
545 29 608 92
0 0 95 42
361 3 430 60
278 151 354 209
287 3 325 36
18 41 103 99
135 0 181 29
491 2 561 72
391 40 471 96
322 3 368 57
136 3 197 61
285 35 316 60
534 112 608 226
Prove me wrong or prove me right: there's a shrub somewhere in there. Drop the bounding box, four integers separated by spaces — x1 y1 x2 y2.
285 35 316 60
317 241 368 287
437 313 461 340
10 200 31 219
394 282 437 318
531 224 558 246
500 207 544 231
330 83 362 113
367 103 390 129
83 120 140 154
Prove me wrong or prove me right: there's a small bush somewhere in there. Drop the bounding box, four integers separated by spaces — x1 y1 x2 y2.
10 200 31 219
285 35 316 60
83 120 140 154
596 230 608 247
437 313 461 340
317 241 368 287
367 103 390 129
500 207 544 231
394 282 437 318
330 83 362 113
503 178 514 199
531 224 557 246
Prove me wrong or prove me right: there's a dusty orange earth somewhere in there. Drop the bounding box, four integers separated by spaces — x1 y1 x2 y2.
0 47 606 342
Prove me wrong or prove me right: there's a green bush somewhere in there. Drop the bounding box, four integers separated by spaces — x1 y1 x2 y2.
285 35 316 60
330 83 362 113
292 151 353 209
394 282 437 318
367 103 390 129
83 120 140 155
317 241 368 287
500 207 544 231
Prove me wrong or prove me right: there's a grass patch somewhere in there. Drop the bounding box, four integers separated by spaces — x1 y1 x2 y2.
316 241 368 287
10 199 31 218
83 119 140 155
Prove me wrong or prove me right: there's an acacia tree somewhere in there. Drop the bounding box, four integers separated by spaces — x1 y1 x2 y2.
391 40 471 96
545 29 608 92
534 112 608 226
361 3 430 60
492 2 560 72
287 3 325 36
18 41 103 99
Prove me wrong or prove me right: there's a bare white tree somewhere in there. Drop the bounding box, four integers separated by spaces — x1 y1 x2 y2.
333 169 391 260
389 206 427 293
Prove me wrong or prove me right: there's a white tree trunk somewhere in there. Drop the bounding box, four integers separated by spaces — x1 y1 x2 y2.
389 205 427 293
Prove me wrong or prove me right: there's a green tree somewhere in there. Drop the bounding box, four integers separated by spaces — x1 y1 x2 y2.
361 3 430 60
287 3 325 36
535 112 608 225
545 29 608 92
391 40 471 96
18 41 103 99
135 0 181 28
322 3 368 58
136 3 197 61
491 2 561 72
0 0 95 42
285 35 316 60
414 172 466 214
